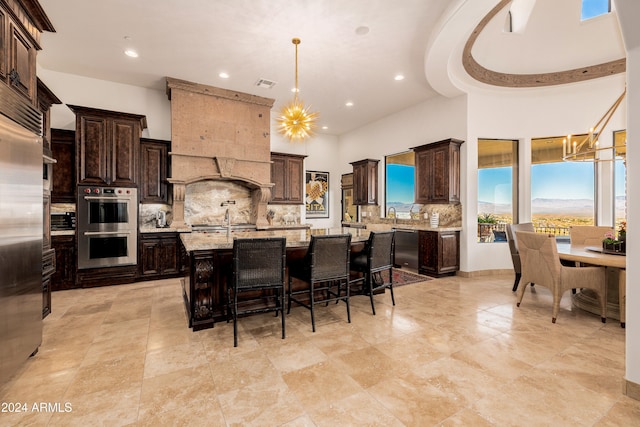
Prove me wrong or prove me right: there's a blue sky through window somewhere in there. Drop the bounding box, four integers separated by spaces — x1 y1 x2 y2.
386 164 414 204
581 0 609 20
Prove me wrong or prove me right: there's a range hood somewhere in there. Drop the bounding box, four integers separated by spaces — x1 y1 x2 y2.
165 77 275 228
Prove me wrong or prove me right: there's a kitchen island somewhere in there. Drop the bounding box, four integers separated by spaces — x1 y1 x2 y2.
180 227 371 330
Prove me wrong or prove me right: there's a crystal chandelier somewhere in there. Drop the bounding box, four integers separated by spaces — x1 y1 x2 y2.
562 90 626 163
276 38 319 142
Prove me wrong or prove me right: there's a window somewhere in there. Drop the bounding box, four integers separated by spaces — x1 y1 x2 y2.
614 130 626 229
531 135 594 236
477 139 518 242
385 151 415 219
581 0 610 20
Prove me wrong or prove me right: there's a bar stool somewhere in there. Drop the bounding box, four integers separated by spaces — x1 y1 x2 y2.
228 237 286 347
349 230 395 315
287 234 352 332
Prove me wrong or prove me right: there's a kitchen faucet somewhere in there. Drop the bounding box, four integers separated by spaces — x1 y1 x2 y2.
387 206 397 224
221 200 236 236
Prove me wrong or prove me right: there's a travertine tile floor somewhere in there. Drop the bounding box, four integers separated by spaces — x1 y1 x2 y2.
2 274 639 426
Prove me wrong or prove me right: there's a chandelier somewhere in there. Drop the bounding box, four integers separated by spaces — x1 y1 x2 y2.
276 38 319 142
562 90 626 162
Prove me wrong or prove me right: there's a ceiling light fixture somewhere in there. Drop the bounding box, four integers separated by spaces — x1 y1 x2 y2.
124 49 139 58
562 90 626 163
276 38 319 142
394 74 405 81
345 101 354 107
219 72 230 79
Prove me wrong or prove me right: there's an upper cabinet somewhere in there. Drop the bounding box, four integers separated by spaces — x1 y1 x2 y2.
350 159 378 205
51 128 76 203
0 0 54 107
412 138 464 204
37 78 62 158
140 138 170 204
69 105 147 187
270 152 306 204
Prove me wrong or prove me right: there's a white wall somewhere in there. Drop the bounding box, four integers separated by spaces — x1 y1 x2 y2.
463 75 626 272
613 0 640 395
338 95 467 215
37 68 171 139
270 131 341 228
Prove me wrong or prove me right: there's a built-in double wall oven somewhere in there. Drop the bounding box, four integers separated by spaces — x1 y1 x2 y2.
77 186 138 269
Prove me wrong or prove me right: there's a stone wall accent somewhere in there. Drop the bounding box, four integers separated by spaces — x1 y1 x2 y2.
165 77 275 228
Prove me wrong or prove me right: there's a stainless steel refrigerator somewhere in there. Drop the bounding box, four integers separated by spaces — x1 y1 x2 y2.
0 105 43 383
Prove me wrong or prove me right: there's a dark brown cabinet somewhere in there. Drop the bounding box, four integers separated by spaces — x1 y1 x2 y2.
51 128 76 203
139 233 181 279
69 105 147 187
418 230 459 277
0 1 53 106
412 138 463 204
140 138 170 203
350 159 378 205
270 152 306 204
51 235 77 291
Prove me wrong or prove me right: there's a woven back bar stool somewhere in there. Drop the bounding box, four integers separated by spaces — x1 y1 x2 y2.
287 234 352 332
228 237 286 347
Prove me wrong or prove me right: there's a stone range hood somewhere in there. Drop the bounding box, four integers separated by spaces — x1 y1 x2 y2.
166 77 275 229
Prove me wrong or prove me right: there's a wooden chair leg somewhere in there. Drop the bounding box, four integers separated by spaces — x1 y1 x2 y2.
512 273 521 292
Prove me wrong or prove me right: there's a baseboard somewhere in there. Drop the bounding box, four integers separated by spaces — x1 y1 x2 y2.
457 269 513 278
624 378 640 401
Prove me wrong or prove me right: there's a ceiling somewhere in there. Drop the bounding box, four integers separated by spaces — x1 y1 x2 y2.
36 0 626 137
37 0 451 136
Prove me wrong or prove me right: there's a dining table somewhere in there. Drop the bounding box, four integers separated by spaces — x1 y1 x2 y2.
556 243 626 327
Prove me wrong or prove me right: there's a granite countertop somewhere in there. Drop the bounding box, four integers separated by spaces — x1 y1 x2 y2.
140 226 191 233
180 227 371 252
344 222 462 232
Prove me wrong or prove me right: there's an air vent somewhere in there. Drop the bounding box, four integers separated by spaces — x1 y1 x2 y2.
255 78 277 89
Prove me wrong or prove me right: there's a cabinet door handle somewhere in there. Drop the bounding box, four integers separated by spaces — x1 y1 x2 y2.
9 69 21 86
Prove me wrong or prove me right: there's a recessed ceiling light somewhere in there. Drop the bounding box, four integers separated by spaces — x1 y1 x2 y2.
219 72 230 79
394 74 405 81
355 26 369 36
291 87 299 93
345 101 354 107
322 126 328 130
124 49 138 58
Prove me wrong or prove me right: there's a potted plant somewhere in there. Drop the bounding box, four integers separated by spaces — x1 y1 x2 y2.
602 224 626 254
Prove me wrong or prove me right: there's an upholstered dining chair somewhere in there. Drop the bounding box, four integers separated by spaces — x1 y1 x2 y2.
349 230 395 315
287 234 352 332
505 223 535 292
515 230 607 324
569 225 614 246
228 237 286 347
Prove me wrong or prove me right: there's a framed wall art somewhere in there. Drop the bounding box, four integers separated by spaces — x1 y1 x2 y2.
305 171 329 218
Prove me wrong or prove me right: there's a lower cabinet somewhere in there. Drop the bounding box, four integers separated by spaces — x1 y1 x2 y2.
418 230 460 277
139 232 183 279
51 235 77 291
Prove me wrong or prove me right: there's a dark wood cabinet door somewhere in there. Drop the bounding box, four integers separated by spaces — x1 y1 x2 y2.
418 230 459 277
0 9 6 80
111 119 139 186
270 155 287 202
270 153 306 204
140 139 169 203
350 159 378 205
439 232 460 273
413 139 463 204
71 105 147 187
78 115 109 185
140 239 160 276
7 22 35 103
139 233 181 279
51 235 77 291
159 238 179 275
51 129 76 203
287 156 304 204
